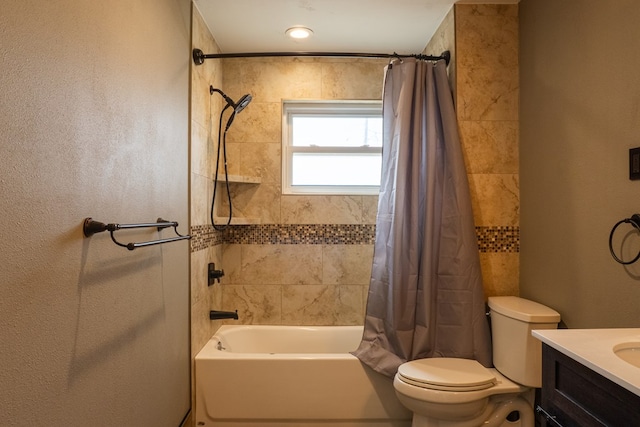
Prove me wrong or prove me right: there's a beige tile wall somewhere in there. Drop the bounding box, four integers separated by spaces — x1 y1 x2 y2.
190 4 521 336
455 4 520 297
425 7 457 98
189 6 225 408
425 5 520 298
217 56 387 325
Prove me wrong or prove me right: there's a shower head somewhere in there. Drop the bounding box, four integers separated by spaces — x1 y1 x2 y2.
234 94 252 114
225 93 252 131
210 86 252 130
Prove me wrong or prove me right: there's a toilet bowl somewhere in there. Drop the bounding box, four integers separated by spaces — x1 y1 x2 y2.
393 296 561 427
393 358 531 426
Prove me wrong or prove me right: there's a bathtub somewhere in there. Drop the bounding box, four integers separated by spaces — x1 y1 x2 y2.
194 325 411 427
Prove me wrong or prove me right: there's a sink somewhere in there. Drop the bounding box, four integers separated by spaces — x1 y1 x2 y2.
613 342 640 368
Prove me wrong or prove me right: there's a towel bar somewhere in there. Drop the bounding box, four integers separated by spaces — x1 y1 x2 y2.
83 217 191 250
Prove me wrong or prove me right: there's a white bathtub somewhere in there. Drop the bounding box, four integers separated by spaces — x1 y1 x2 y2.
194 325 411 427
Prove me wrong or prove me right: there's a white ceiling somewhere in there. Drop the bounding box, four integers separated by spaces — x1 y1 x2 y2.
194 0 518 55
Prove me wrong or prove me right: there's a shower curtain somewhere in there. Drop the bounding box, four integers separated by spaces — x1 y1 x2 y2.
352 58 492 378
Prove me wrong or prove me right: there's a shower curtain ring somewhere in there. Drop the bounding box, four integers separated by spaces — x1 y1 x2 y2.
388 52 402 69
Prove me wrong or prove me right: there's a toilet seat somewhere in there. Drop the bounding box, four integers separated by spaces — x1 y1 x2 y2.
397 358 497 391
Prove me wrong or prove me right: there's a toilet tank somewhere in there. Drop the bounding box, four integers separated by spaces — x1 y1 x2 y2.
488 296 561 388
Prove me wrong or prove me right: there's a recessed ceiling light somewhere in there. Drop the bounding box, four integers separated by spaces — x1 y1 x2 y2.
285 27 313 40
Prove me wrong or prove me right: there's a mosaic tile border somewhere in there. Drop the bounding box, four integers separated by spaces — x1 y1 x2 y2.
189 224 225 252
191 224 519 253
223 224 377 245
476 226 519 253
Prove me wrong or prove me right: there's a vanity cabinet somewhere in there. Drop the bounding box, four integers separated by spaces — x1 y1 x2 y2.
538 344 640 426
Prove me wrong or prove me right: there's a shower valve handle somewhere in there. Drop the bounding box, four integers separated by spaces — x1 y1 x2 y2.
208 262 225 286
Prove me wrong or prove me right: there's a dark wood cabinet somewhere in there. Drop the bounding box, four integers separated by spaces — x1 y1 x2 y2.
538 344 640 427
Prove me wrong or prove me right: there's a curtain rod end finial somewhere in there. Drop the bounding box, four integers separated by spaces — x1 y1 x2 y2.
442 51 451 65
193 48 205 66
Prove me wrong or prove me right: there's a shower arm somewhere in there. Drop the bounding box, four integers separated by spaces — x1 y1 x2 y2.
210 87 235 108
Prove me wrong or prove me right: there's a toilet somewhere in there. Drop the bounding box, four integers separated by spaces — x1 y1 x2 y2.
393 296 561 427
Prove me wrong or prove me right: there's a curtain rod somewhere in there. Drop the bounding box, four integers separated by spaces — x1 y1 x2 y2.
192 48 450 66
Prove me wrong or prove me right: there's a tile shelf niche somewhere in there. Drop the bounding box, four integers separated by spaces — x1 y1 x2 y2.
215 174 261 184
214 173 262 224
213 216 261 225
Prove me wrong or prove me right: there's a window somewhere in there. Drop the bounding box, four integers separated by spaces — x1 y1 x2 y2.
282 100 383 195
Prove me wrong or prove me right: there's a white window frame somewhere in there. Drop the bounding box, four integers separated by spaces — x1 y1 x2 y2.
282 99 383 195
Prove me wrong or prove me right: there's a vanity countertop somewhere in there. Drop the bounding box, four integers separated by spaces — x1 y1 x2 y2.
533 328 640 397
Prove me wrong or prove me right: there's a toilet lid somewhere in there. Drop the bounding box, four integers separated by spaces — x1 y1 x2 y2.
397 358 497 391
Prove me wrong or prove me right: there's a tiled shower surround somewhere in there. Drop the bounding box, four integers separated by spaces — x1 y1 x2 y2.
189 222 518 326
190 3 519 356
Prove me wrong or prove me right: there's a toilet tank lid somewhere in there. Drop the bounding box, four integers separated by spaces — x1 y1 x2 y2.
488 296 561 323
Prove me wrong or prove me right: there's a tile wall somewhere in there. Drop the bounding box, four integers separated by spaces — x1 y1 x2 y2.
189 6 224 399
455 4 520 296
217 56 387 325
190 4 520 335
426 4 520 297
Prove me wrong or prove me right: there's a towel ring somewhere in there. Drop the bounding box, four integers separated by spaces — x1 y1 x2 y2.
608 214 640 264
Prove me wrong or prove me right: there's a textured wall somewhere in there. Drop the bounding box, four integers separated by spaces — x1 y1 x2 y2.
0 0 191 425
520 0 640 327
